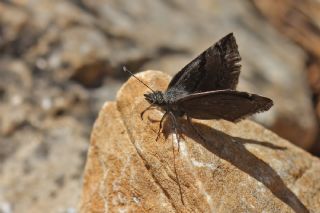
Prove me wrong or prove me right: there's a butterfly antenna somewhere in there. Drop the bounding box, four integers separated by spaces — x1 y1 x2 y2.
123 66 156 93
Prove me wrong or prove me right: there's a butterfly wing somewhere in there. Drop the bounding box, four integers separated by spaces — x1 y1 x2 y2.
176 90 273 122
167 33 241 96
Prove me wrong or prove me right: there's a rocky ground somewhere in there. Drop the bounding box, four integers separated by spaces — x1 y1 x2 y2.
0 0 319 212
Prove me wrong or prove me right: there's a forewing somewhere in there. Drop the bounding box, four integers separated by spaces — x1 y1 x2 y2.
167 33 241 95
176 90 273 122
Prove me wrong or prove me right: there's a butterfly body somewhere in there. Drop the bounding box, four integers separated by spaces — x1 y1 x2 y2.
144 90 185 117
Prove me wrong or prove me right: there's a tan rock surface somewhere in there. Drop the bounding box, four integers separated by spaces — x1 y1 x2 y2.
80 71 320 212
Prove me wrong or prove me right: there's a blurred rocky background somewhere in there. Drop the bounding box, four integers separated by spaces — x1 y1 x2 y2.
0 0 319 212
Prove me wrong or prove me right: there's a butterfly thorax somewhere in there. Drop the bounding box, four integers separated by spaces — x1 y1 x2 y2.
144 91 184 116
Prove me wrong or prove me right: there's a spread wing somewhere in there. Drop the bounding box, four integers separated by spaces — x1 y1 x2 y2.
166 33 241 96
176 90 273 122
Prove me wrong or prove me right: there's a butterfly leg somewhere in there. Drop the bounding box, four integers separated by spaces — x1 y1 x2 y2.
156 111 168 141
168 112 182 152
169 113 185 205
186 115 208 146
140 104 155 120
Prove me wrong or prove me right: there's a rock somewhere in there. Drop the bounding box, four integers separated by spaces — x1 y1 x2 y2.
251 0 320 58
0 59 32 136
251 0 320 154
80 71 320 212
80 102 176 212
0 2 36 56
22 3 111 86
0 116 88 213
0 59 91 212
0 0 111 87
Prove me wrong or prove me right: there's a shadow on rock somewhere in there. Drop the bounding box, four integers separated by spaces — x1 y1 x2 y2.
160 118 309 213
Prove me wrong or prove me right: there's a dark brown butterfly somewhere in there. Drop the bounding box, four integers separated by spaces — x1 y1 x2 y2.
124 33 273 142
123 33 273 205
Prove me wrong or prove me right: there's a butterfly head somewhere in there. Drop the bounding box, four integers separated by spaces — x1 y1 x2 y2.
144 91 165 106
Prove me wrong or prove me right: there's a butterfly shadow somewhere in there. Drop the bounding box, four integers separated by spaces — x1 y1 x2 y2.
159 118 309 213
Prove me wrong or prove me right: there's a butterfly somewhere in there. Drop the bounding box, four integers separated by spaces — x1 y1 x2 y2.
123 33 273 205
124 33 273 143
